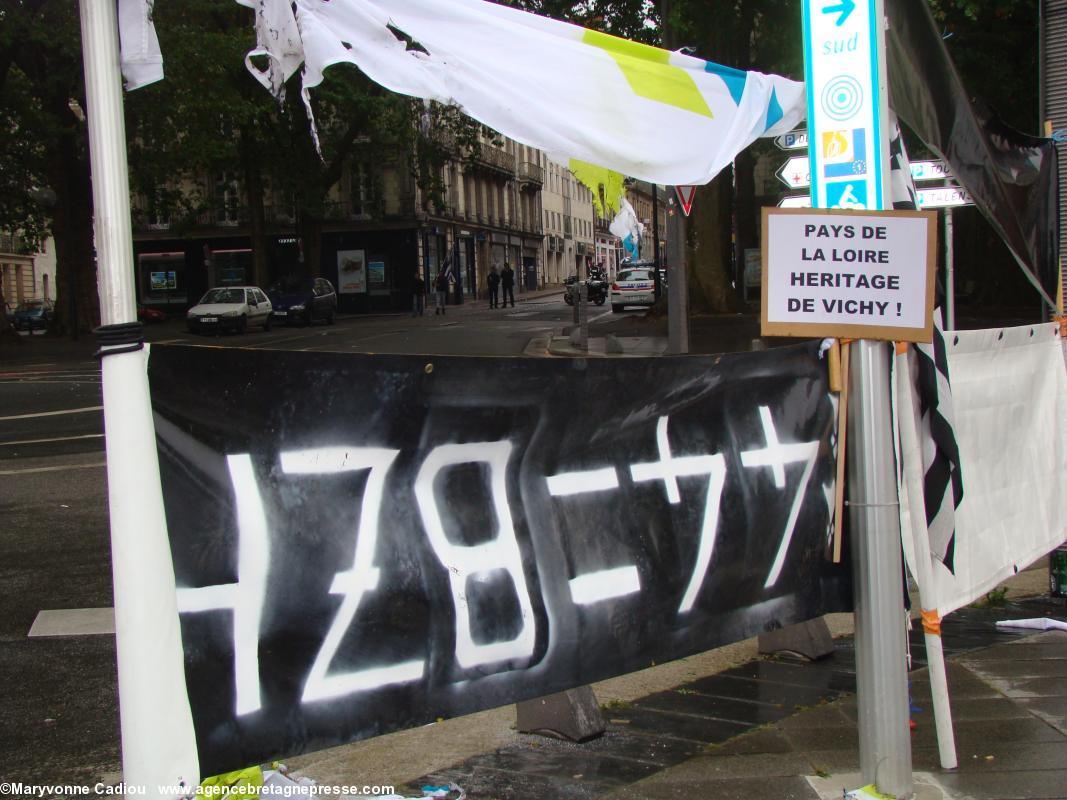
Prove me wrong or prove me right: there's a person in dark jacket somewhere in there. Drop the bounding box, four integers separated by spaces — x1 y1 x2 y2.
434 270 450 314
487 265 501 308
500 263 515 308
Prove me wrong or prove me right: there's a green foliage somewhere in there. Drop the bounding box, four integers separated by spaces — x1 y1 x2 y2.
928 0 1038 133
0 0 85 246
971 586 1009 607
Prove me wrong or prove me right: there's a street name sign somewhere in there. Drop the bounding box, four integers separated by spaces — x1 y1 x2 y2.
775 129 809 150
779 195 813 209
909 160 952 183
917 185 973 209
777 155 953 191
801 0 887 210
760 207 937 342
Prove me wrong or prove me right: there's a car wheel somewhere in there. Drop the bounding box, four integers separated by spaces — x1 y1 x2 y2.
611 304 623 313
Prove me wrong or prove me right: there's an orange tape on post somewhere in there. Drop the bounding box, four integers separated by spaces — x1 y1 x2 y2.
895 341 908 356
921 609 942 637
1055 316 1066 338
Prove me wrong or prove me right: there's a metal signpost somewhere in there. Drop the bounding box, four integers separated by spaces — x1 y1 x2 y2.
667 192 690 354
800 0 914 796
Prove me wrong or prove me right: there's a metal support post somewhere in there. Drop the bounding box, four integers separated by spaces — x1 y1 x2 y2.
944 208 955 329
848 340 913 797
666 198 689 354
79 0 199 790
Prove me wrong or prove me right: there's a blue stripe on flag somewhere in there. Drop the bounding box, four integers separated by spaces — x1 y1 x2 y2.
704 61 747 106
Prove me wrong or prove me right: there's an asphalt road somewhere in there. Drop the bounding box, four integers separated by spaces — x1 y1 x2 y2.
0 288 647 785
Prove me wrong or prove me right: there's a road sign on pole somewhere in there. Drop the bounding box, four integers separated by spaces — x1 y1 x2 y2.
778 194 812 208
909 159 953 182
778 156 953 191
674 185 697 216
917 185 973 209
801 0 916 794
775 156 811 189
802 0 888 210
774 129 809 150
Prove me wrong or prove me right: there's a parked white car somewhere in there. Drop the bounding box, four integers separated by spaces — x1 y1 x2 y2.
610 267 658 312
186 286 273 334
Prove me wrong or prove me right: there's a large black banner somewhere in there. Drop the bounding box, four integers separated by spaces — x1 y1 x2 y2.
148 343 852 774
886 0 1060 302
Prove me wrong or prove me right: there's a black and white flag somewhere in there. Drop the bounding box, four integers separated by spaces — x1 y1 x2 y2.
890 113 963 570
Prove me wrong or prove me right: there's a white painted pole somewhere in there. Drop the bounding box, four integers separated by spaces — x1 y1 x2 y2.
78 0 200 793
894 346 958 770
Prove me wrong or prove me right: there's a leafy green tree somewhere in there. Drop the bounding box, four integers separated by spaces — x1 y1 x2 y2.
0 0 97 338
127 2 485 287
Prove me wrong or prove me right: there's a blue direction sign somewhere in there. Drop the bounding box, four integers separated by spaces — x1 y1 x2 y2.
801 0 888 210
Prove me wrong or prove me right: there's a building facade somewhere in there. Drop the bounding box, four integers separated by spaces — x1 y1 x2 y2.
1 234 55 311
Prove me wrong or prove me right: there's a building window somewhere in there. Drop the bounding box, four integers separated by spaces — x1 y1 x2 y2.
214 172 240 225
350 162 370 218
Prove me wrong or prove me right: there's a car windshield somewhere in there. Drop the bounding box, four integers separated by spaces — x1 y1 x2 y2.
201 288 245 304
618 270 652 282
269 276 311 294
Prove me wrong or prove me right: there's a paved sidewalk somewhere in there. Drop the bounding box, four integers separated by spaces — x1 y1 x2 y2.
383 595 1067 800
285 565 1067 800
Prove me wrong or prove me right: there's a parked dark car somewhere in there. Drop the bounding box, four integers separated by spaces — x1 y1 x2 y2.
267 276 337 326
12 299 54 331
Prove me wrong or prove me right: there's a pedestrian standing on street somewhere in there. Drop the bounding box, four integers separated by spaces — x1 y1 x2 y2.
487 265 501 308
412 271 425 316
434 269 450 314
501 263 515 308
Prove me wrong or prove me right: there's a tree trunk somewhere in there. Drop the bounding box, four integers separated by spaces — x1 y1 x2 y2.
687 167 742 313
49 124 97 338
733 147 759 303
240 127 269 288
299 212 324 277
0 287 24 346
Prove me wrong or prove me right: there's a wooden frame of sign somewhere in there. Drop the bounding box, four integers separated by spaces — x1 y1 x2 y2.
760 207 938 343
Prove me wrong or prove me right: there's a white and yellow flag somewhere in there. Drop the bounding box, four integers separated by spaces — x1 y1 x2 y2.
242 0 805 186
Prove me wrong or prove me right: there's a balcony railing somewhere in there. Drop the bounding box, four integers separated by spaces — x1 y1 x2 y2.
518 161 544 188
471 145 515 176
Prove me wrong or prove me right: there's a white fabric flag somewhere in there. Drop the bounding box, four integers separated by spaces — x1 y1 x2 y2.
119 0 164 89
898 322 1067 616
609 197 644 260
246 0 804 186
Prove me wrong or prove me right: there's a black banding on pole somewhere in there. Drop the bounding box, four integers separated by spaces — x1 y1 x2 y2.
94 321 145 359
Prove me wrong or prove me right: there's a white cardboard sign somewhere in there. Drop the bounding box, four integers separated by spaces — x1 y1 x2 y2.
761 207 937 342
